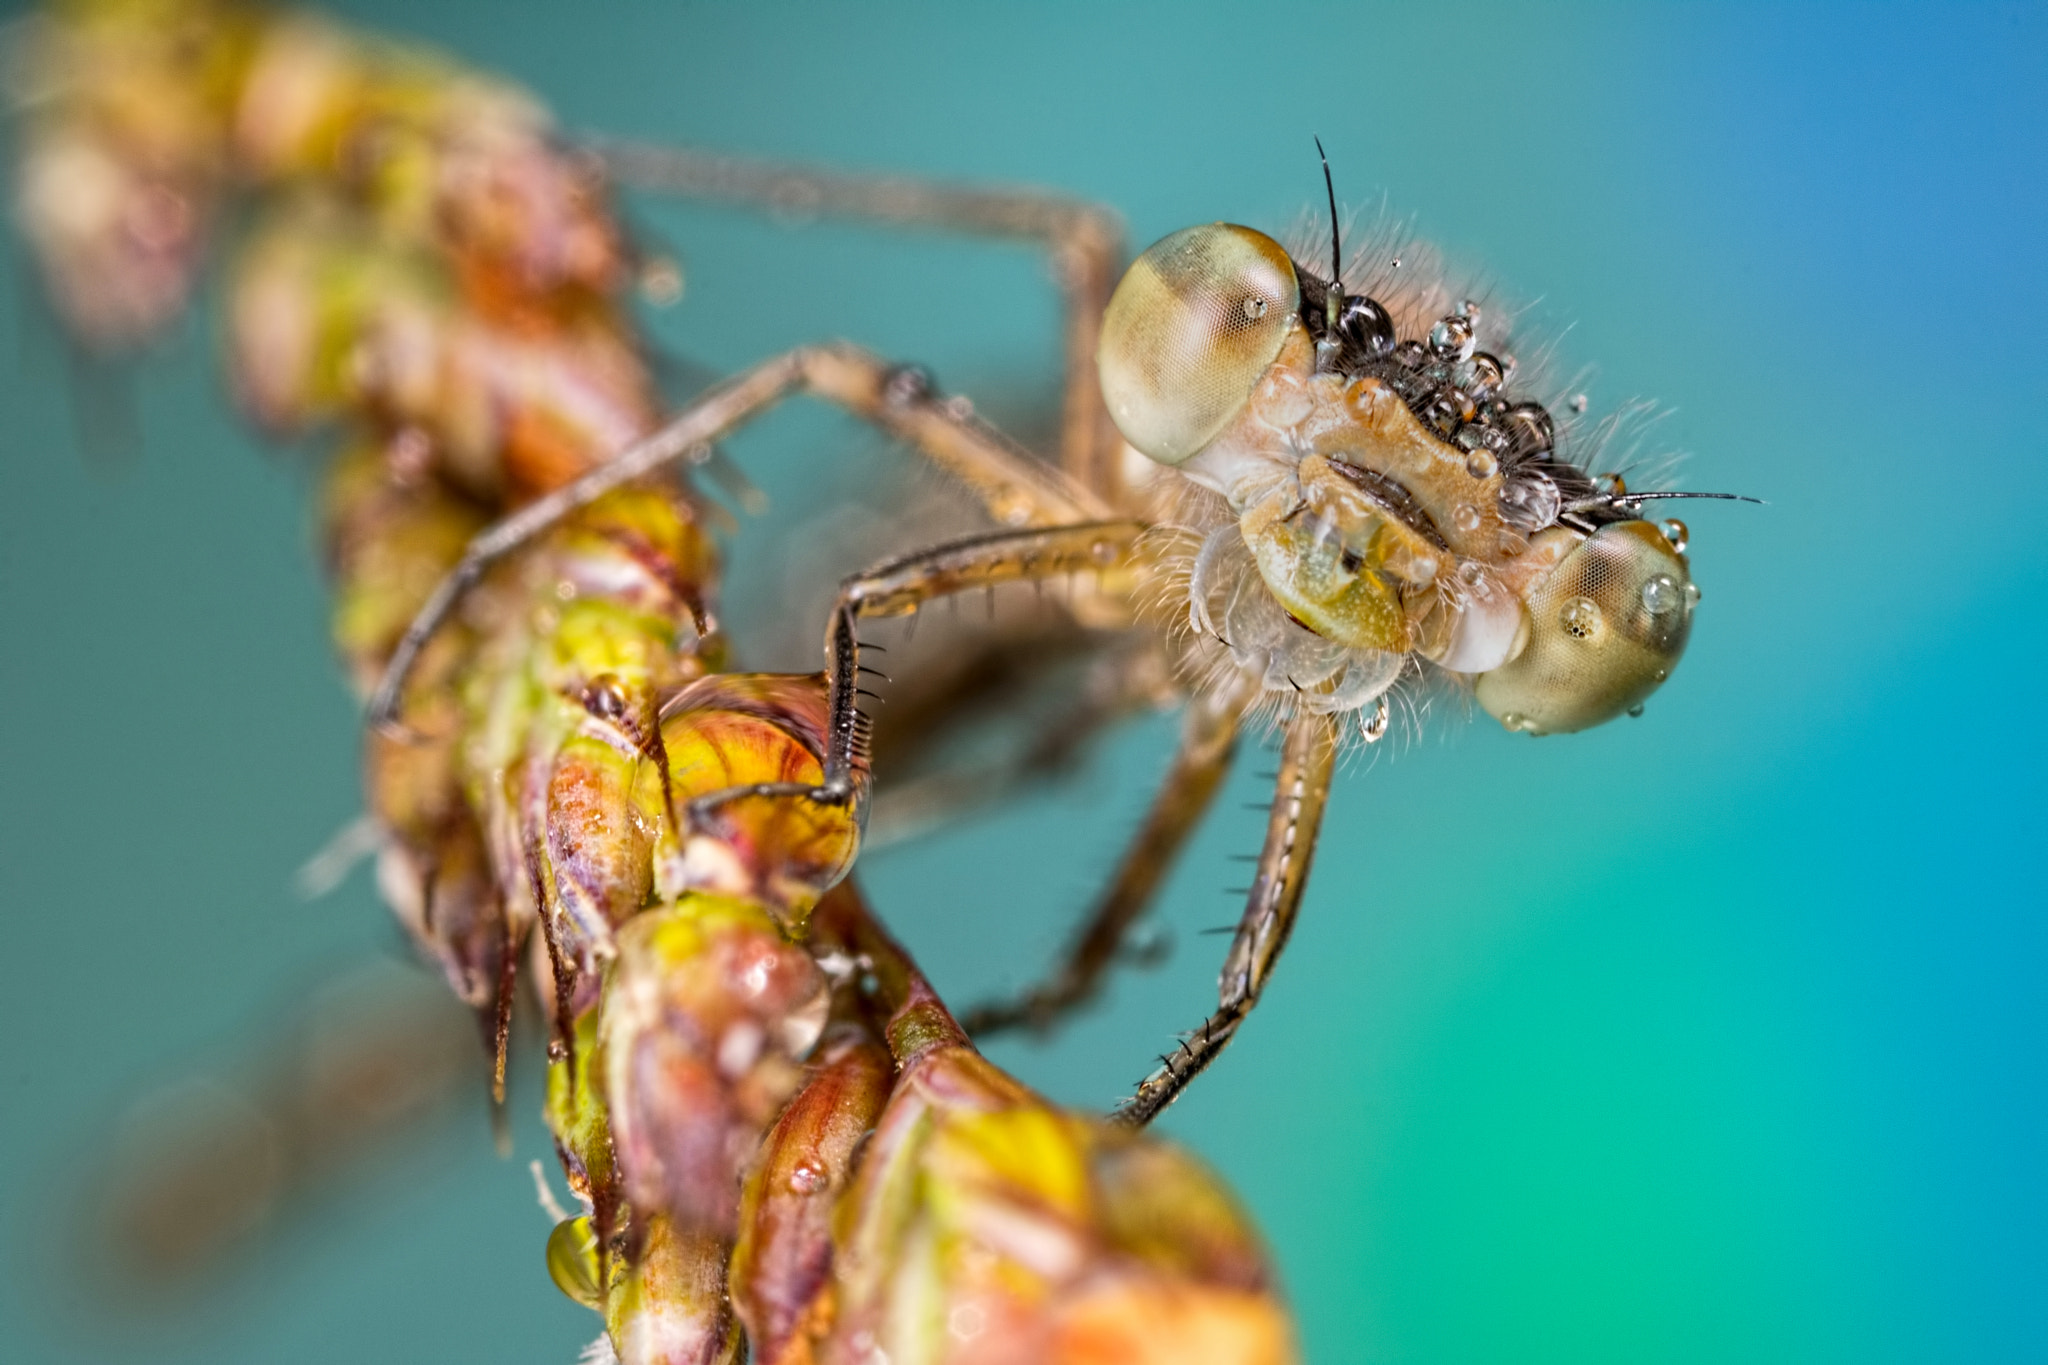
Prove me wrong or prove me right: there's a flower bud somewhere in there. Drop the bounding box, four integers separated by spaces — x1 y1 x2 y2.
730 1025 894 1363
814 1038 1295 1364
601 895 828 1233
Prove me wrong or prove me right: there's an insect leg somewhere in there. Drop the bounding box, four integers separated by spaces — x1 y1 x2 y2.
1114 710 1341 1127
685 521 1149 829
800 342 1110 526
592 139 1126 499
960 680 1248 1038
369 343 1109 735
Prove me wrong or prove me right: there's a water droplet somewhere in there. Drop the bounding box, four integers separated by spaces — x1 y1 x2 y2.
1465 449 1499 479
1653 668 1668 681
1422 390 1463 434
882 365 933 406
1659 518 1689 552
1559 596 1605 641
1569 393 1589 414
546 1038 569 1062
1683 582 1702 607
949 1304 988 1340
1501 402 1554 457
1452 502 1482 533
583 676 628 720
638 256 684 306
1627 703 1645 719
1428 315 1476 362
788 1159 828 1194
1498 353 1519 383
545 1216 602 1310
1594 471 1627 497
1124 923 1172 965
1498 472 1561 531
1455 299 1482 323
1242 295 1268 321
1465 352 1506 398
1392 339 1427 369
1641 574 1682 615
1358 697 1390 744
1338 295 1395 355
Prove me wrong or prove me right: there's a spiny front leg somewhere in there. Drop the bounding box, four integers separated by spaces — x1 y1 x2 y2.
961 676 1249 1038
684 521 1149 840
1115 709 1340 1127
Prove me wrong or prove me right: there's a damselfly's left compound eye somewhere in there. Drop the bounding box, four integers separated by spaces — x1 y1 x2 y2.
1475 520 1698 735
1098 224 1299 466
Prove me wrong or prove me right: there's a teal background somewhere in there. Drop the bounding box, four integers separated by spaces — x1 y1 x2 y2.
3 2 2044 1361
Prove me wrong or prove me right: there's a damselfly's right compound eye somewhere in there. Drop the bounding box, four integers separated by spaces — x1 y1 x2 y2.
1475 520 1699 735
1098 224 1300 466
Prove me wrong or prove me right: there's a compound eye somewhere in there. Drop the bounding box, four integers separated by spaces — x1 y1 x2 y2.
1475 520 1697 735
1098 224 1299 466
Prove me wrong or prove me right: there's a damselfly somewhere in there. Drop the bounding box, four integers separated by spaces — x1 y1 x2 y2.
377 181 1749 1128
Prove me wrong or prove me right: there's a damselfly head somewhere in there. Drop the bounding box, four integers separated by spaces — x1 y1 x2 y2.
1102 222 1716 736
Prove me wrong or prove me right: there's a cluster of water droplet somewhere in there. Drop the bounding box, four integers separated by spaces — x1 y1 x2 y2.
1316 291 1579 535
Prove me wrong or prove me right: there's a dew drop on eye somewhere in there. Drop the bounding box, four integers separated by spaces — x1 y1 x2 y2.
1559 596 1605 641
1641 574 1682 615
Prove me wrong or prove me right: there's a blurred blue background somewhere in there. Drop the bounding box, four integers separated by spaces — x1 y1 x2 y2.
2 2 2043 1361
